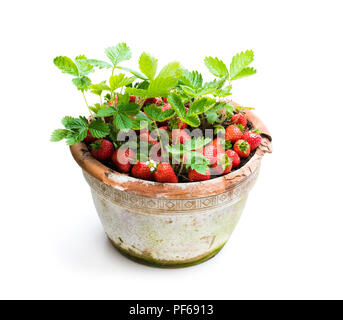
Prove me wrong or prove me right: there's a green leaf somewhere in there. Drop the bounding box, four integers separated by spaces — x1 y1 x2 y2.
125 87 149 98
109 74 135 91
53 56 78 76
204 57 229 78
66 127 88 145
194 87 217 96
88 119 110 138
230 50 255 79
118 102 140 116
105 43 131 66
184 150 210 172
231 66 256 80
144 104 175 122
116 66 148 80
96 107 116 117
130 119 149 130
74 55 94 76
148 77 177 97
139 52 158 80
223 102 234 114
89 80 110 96
179 85 196 97
205 111 218 124
191 164 209 175
114 112 132 130
50 129 69 142
64 116 88 130
214 85 232 97
135 80 150 89
188 97 216 115
180 70 203 89
83 59 112 69
61 116 74 127
146 62 183 97
167 93 186 118
157 61 183 79
72 76 91 91
89 103 107 113
184 114 200 127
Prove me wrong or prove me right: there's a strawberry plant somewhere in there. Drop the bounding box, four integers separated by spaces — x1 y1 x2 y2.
51 43 263 183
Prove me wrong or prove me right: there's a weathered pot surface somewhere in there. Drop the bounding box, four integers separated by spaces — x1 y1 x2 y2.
70 109 272 267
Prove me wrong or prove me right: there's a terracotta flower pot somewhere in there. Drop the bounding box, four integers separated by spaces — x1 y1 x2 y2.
70 109 272 268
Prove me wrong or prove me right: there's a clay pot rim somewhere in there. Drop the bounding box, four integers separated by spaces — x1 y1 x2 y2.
70 109 272 199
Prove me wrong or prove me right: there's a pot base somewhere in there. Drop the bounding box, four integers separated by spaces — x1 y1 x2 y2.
108 237 227 268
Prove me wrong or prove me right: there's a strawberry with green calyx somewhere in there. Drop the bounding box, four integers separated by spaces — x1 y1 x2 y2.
211 154 233 175
231 113 247 127
225 124 243 143
129 96 136 103
234 139 251 158
153 163 178 183
242 130 262 150
225 149 240 168
131 160 155 180
111 148 136 173
188 168 211 182
91 139 114 161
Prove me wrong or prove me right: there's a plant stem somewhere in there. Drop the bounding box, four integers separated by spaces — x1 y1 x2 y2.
177 161 184 176
82 91 94 119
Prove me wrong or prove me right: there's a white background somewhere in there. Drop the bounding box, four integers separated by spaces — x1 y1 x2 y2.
1 0 343 300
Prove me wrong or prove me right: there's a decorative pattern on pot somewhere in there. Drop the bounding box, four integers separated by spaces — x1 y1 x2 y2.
83 167 259 214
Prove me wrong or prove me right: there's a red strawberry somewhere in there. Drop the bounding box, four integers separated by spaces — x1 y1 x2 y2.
234 139 251 158
129 96 136 103
188 168 211 182
225 150 241 168
139 132 158 145
91 139 114 161
231 113 247 127
131 162 154 181
170 129 191 145
111 148 135 173
153 163 178 183
84 129 97 143
225 125 243 142
162 97 168 103
202 139 225 165
177 119 188 130
242 131 262 150
211 154 233 175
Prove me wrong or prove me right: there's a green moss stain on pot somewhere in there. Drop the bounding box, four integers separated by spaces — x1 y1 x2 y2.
109 237 228 268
